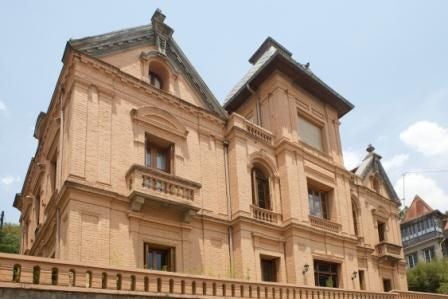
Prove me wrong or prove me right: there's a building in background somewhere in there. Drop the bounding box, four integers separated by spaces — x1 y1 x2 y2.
401 195 448 268
13 9 407 292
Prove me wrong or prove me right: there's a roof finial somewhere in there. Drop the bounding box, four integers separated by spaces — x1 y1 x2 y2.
151 8 166 24
366 144 375 153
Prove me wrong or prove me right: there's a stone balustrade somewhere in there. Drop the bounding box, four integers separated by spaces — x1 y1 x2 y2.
227 113 274 146
0 253 448 299
375 242 402 260
126 164 201 207
0 253 446 298
394 291 448 299
251 205 280 224
309 215 342 233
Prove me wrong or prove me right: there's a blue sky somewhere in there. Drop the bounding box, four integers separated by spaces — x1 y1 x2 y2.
1 1 447 223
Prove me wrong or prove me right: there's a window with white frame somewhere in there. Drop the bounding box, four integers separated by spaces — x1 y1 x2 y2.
406 252 418 268
423 246 435 262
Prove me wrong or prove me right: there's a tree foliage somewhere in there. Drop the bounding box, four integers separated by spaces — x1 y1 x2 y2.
407 258 448 294
0 223 20 254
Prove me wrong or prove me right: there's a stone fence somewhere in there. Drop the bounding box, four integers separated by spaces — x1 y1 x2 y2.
0 253 446 299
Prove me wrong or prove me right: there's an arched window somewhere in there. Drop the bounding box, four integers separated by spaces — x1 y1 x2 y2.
251 167 271 210
149 72 163 89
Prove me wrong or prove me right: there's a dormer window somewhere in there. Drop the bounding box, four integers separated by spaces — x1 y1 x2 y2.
149 72 163 89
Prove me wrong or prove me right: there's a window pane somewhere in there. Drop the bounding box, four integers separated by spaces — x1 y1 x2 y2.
254 169 270 210
298 115 323 151
146 246 172 271
149 72 162 89
378 222 385 242
261 259 277 282
145 150 152 167
157 151 167 170
314 260 339 288
309 191 323 218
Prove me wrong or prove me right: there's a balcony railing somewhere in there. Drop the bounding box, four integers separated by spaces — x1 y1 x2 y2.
126 165 201 210
227 113 274 146
246 122 273 145
309 215 341 233
251 205 280 224
0 252 431 299
375 242 402 260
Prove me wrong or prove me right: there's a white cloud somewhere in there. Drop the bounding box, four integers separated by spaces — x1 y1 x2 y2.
382 154 409 171
343 149 362 170
0 100 6 111
394 173 448 212
0 175 20 186
400 121 448 156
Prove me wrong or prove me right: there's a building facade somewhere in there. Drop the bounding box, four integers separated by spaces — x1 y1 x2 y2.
13 9 407 292
401 196 448 268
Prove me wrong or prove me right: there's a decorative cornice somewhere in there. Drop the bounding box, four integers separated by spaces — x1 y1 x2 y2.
131 106 189 139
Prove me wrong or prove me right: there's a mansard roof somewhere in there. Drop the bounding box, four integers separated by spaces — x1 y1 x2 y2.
352 144 401 204
66 9 227 120
223 37 354 118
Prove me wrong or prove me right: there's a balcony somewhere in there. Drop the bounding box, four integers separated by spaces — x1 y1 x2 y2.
227 113 273 146
251 205 281 224
126 165 201 214
308 215 341 233
375 242 402 261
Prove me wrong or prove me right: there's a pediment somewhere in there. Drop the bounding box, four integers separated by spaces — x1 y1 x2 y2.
131 106 188 138
354 151 400 204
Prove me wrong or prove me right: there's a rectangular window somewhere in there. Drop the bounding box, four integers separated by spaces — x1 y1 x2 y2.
308 187 329 219
260 256 278 282
144 243 175 271
35 193 41 226
406 252 418 268
145 134 173 173
377 221 386 242
251 168 271 210
423 246 435 262
50 152 57 193
358 270 366 290
383 279 392 292
314 260 339 288
297 114 323 151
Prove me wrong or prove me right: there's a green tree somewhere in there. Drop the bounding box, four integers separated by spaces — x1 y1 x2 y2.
0 223 21 253
407 258 448 294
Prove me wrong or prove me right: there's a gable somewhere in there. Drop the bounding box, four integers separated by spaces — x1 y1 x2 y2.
353 147 400 204
403 195 434 222
68 9 227 119
98 45 208 109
